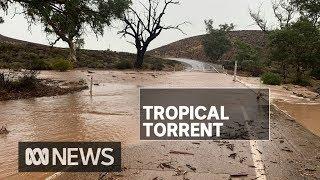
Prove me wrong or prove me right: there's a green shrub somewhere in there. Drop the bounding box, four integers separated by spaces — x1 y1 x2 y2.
86 61 105 69
51 58 72 71
150 61 165 71
292 77 311 87
261 72 282 85
29 59 51 70
311 68 320 80
241 60 263 77
10 62 24 71
222 60 235 70
115 60 133 69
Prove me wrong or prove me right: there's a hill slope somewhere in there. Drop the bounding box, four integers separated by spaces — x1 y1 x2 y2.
0 34 182 70
149 30 268 61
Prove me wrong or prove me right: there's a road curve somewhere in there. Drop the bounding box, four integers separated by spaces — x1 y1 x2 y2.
167 58 221 73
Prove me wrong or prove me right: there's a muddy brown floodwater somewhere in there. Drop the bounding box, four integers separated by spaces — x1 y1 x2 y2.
0 70 243 179
0 68 319 179
275 101 320 137
239 76 320 137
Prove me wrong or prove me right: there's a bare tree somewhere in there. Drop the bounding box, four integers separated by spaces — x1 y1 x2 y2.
272 0 296 28
0 0 9 23
119 0 187 69
249 0 297 33
249 6 269 33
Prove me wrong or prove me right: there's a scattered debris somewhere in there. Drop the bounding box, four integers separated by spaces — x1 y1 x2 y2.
174 167 187 176
230 173 249 177
281 147 293 152
191 142 200 145
256 149 263 154
239 157 246 163
226 143 234 151
94 83 100 86
280 140 285 143
169 150 194 156
0 126 9 134
112 75 117 78
98 172 108 180
153 177 164 180
270 161 277 164
286 118 295 122
305 165 317 172
228 153 237 159
87 70 94 74
186 164 196 172
158 162 175 169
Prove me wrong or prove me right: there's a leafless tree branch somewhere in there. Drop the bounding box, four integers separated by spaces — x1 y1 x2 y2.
119 0 187 68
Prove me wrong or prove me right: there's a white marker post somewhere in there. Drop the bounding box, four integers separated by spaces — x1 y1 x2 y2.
90 76 93 96
233 60 238 82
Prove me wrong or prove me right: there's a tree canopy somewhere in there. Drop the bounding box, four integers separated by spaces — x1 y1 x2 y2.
14 0 130 62
291 0 320 25
269 18 320 82
202 19 234 61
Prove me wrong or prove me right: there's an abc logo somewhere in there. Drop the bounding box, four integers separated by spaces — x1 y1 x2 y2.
25 148 49 166
19 142 121 172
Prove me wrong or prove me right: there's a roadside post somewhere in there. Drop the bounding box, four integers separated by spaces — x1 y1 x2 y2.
90 76 93 96
233 60 238 82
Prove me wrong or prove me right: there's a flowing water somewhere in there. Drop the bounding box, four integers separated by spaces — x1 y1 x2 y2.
0 65 319 178
275 101 320 137
0 72 140 178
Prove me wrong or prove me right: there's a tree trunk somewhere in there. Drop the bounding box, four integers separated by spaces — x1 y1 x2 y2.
135 50 145 69
68 41 77 64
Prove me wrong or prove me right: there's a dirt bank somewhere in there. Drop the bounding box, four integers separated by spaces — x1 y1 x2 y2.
0 78 88 101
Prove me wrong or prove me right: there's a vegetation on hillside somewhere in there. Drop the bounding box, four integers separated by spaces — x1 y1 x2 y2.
0 41 183 71
151 0 319 89
8 0 130 63
247 0 320 87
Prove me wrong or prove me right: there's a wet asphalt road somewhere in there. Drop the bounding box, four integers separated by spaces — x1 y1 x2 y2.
168 58 221 73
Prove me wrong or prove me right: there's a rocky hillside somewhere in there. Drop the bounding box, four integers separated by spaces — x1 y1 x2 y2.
149 30 268 61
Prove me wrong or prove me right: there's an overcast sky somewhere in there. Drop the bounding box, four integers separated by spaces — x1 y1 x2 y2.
0 0 278 53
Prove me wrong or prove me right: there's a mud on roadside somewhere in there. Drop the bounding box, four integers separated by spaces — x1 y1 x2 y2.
0 78 88 101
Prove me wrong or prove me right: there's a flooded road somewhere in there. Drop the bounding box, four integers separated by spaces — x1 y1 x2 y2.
168 58 221 72
0 61 319 179
0 81 140 178
0 69 242 179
